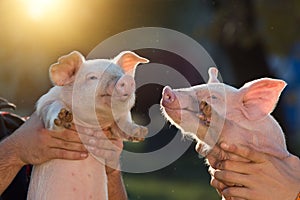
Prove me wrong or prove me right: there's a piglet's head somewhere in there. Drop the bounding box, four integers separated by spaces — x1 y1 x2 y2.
49 50 149 126
49 51 149 86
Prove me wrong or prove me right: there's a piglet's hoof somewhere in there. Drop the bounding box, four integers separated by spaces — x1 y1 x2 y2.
54 108 73 129
128 126 148 142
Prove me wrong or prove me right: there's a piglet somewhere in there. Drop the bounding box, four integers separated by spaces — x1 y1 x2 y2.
160 67 289 162
27 51 149 200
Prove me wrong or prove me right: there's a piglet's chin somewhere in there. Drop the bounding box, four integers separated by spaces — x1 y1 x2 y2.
162 107 204 137
161 107 181 125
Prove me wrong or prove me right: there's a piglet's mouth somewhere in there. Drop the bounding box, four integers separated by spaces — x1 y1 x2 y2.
99 93 133 102
162 101 212 127
161 87 212 127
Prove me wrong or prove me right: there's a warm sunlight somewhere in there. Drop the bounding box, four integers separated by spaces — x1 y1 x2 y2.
23 0 60 20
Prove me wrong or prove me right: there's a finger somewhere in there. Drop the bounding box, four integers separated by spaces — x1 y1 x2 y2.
210 168 237 187
88 147 116 161
202 143 222 158
219 160 253 175
220 143 266 163
210 176 228 194
81 137 122 152
222 187 251 199
50 137 87 152
49 129 83 143
76 126 108 139
213 170 249 187
49 148 88 160
205 145 224 168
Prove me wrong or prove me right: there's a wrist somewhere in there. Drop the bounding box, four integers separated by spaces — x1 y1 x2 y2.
2 135 26 167
106 165 121 176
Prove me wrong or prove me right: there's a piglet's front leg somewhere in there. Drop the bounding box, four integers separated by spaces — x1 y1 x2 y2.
111 117 148 142
40 101 72 130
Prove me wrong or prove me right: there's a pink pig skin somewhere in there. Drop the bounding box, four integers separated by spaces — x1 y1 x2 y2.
161 67 289 160
27 51 148 200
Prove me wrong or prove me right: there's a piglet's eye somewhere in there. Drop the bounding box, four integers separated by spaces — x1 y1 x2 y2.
87 74 98 80
211 95 217 99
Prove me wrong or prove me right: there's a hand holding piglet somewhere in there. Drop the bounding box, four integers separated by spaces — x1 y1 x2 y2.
77 125 124 173
9 112 88 166
208 143 300 200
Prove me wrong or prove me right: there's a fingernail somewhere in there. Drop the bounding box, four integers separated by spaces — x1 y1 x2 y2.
216 161 222 169
220 143 229 150
81 153 88 158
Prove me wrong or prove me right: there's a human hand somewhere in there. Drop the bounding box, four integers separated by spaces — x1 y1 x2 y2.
196 143 242 199
7 112 88 166
210 143 300 200
77 127 124 174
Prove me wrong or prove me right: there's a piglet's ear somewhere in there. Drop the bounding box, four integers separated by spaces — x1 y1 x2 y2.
208 67 220 83
114 51 149 77
239 78 287 120
50 51 85 86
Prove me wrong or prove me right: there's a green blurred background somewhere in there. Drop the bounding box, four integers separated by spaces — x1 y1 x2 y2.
1 0 300 199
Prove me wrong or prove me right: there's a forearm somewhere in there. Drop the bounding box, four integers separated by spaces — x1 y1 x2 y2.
0 137 24 195
107 169 128 200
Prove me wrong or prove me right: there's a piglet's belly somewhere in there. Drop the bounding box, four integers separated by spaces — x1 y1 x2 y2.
27 156 107 200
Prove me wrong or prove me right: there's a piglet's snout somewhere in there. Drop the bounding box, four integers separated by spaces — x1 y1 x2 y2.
161 86 179 108
114 75 135 100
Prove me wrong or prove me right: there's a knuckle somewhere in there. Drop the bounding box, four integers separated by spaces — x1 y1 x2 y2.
62 131 72 141
217 171 228 180
223 188 234 197
223 172 231 180
56 149 67 158
62 141 70 148
221 160 230 169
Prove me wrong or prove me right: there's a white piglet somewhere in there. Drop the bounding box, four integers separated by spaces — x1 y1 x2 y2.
28 51 149 200
161 67 289 161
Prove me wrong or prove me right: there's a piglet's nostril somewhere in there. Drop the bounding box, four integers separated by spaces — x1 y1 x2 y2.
115 75 135 98
162 86 175 103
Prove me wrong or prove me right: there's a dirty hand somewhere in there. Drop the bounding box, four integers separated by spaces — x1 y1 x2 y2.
7 112 88 166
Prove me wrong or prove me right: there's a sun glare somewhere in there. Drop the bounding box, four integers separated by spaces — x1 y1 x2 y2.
24 0 59 20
